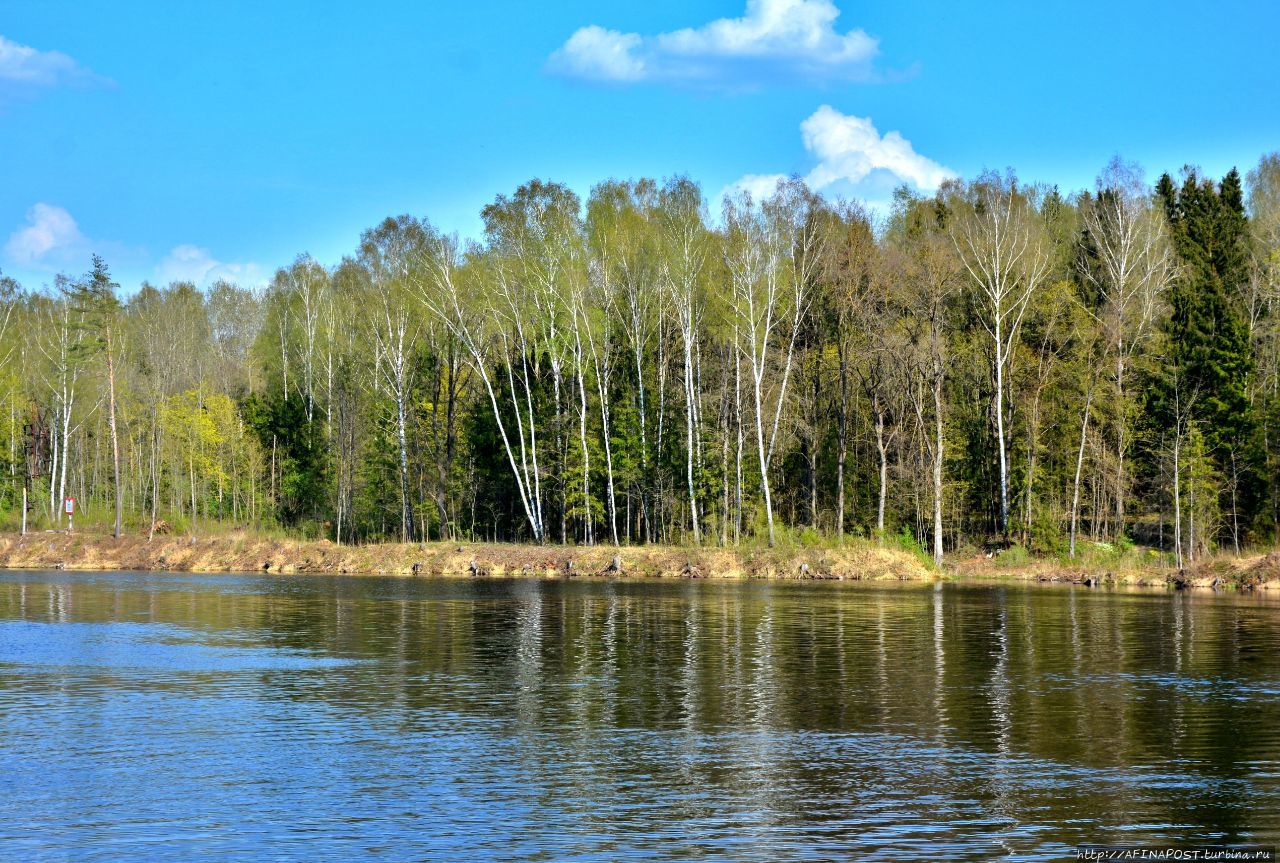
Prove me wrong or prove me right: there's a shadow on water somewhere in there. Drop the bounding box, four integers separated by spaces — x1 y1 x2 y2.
1 571 1278 861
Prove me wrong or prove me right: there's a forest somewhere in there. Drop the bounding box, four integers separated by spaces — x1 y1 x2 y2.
1 154 1277 568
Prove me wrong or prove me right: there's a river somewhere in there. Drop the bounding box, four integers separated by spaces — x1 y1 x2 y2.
1 570 1278 861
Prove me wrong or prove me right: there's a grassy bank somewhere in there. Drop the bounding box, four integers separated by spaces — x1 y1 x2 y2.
2 530 1278 590
952 540 1280 591
0 530 932 581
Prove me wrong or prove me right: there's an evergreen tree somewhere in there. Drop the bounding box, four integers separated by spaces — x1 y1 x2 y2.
1157 169 1260 546
63 255 125 537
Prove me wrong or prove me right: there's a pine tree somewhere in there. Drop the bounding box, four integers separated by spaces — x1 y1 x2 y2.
64 255 124 537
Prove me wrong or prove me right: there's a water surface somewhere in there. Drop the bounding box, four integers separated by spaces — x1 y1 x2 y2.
1 571 1278 861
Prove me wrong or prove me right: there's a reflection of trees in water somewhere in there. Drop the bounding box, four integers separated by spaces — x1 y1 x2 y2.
1 575 1278 844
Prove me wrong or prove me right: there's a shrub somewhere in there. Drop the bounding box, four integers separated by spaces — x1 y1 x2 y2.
1029 507 1066 556
893 524 933 567
995 544 1030 568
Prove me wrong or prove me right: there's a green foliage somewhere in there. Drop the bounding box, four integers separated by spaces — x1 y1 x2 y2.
1 156 1278 557
63 255 122 358
1157 170 1255 448
798 527 823 548
1029 506 1065 556
993 544 1031 569
241 390 329 528
892 524 933 567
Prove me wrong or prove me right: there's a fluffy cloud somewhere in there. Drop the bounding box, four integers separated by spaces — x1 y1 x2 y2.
3 208 259 288
0 34 96 87
156 244 266 287
801 106 954 192
722 105 954 205
554 26 646 82
3 203 90 268
549 0 879 87
726 173 792 203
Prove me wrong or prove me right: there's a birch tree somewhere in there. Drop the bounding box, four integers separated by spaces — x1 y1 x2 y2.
723 178 823 546
659 178 710 543
358 217 424 542
414 226 548 542
480 181 585 541
275 255 329 423
816 202 877 539
894 195 962 565
587 180 665 545
36 287 86 524
1078 158 1176 539
951 172 1051 536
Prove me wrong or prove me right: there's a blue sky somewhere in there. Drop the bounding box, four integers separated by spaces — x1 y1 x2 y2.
2 0 1277 291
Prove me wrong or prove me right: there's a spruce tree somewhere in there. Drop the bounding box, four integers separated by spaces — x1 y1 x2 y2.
1156 169 1260 545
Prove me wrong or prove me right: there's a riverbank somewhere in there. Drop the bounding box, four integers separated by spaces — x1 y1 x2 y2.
0 531 932 581
952 544 1280 591
2 530 1278 590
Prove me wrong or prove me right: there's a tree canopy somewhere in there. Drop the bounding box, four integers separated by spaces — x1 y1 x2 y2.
2 155 1278 563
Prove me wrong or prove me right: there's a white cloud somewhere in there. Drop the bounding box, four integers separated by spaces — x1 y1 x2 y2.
801 106 954 192
723 105 954 205
156 244 266 287
554 26 646 82
4 203 90 267
0 34 96 87
550 0 879 87
3 208 257 289
725 173 790 203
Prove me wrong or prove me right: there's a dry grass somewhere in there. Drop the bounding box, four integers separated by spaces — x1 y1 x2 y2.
0 530 934 582
952 543 1280 591
9 529 1271 591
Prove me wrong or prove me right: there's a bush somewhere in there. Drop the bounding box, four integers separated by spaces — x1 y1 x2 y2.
893 524 933 567
798 527 823 547
1029 507 1066 556
995 544 1030 568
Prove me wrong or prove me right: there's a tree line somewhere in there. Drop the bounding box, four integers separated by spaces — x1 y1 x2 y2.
1 154 1277 564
